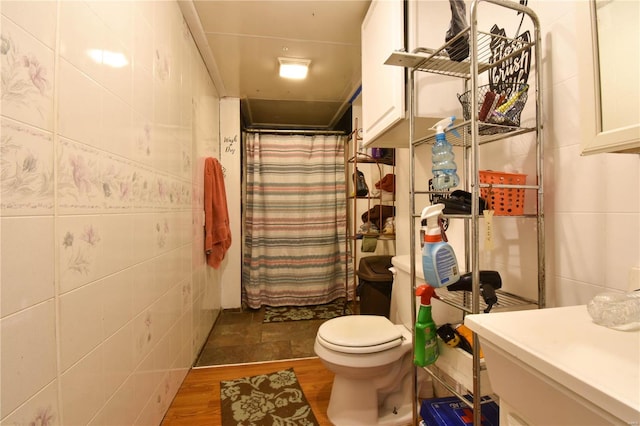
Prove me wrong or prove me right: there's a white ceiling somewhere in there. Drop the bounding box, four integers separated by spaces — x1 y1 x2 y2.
180 0 371 130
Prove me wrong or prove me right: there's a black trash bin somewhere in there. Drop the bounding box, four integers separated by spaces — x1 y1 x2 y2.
357 255 394 318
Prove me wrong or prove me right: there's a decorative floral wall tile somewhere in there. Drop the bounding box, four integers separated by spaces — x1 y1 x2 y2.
182 280 192 312
0 381 59 426
1 17 54 131
58 221 103 293
133 116 153 165
56 138 190 214
0 118 54 214
156 217 170 249
57 138 132 213
59 214 139 294
133 310 154 364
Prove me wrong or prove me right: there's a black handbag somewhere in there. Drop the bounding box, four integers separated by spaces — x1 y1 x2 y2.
353 168 368 197
445 0 469 62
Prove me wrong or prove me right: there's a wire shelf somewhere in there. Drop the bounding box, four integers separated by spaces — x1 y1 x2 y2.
438 289 539 314
411 120 536 148
385 28 535 79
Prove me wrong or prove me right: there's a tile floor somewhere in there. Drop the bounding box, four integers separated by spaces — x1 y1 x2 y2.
195 305 342 367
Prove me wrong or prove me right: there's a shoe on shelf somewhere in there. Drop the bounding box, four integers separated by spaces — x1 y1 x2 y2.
382 217 395 234
359 221 379 235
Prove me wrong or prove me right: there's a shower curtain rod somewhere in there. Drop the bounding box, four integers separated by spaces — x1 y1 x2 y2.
244 128 346 136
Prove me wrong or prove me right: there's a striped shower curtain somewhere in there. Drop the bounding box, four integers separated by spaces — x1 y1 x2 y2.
243 133 348 308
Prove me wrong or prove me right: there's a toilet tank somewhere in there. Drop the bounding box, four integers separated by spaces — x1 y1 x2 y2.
390 255 463 329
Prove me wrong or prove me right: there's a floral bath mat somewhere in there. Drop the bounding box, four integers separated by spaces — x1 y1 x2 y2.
220 368 318 426
263 298 352 323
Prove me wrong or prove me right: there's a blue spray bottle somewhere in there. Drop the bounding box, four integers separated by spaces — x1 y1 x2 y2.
414 284 439 366
431 116 460 190
421 203 460 287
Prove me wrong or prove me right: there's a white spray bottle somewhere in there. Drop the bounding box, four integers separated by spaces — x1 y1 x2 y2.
430 116 460 190
421 203 460 287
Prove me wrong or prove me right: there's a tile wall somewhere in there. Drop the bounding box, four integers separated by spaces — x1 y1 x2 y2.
533 1 639 305
1 1 220 425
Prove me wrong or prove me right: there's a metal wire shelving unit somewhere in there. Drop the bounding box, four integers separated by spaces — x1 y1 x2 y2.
344 121 396 311
386 1 544 424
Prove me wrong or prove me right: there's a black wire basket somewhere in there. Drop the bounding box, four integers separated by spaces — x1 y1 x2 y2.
458 83 529 135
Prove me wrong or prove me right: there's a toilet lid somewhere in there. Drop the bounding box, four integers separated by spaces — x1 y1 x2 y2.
317 315 403 354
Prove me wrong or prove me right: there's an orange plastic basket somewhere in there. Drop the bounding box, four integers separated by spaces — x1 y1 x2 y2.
479 171 526 216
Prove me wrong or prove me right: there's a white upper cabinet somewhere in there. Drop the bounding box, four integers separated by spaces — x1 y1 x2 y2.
361 0 465 148
361 0 405 147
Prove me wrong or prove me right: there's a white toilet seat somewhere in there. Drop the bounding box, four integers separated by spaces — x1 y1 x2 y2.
317 315 403 354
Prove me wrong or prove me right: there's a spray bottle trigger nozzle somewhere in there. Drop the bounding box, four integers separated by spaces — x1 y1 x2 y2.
416 284 439 304
430 116 459 138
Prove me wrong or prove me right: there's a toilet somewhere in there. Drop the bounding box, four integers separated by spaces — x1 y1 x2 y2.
314 315 414 425
314 255 427 426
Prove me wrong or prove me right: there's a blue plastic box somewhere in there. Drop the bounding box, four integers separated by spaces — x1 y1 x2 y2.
420 396 499 426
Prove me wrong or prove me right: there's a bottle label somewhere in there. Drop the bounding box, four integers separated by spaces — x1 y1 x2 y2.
424 334 439 365
434 249 459 285
484 209 494 250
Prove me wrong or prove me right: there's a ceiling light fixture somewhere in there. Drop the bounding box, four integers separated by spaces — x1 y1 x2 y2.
278 57 310 80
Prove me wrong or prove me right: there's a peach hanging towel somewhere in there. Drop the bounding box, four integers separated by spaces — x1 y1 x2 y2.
204 157 231 268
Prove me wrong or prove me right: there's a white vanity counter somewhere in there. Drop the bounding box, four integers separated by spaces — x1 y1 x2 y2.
465 305 640 425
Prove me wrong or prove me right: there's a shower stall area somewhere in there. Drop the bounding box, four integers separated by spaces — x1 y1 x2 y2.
242 130 351 309
193 128 354 367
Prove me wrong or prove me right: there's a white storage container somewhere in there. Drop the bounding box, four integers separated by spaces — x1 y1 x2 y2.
433 341 493 396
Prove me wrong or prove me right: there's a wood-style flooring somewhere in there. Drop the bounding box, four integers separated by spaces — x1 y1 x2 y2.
161 357 334 425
